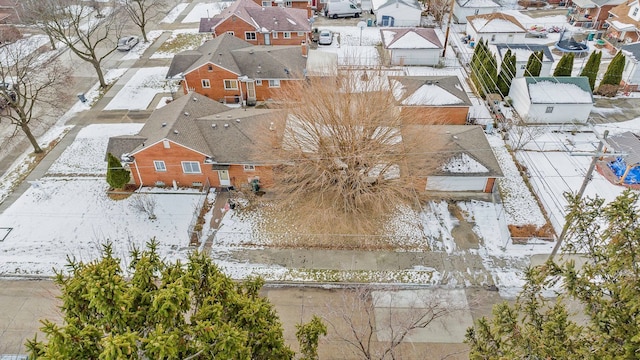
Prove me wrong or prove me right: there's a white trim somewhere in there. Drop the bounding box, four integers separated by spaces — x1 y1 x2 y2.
202 79 211 88
224 79 238 90
153 160 166 172
182 161 202 174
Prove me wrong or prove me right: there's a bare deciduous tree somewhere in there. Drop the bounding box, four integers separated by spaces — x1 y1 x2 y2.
130 193 157 219
258 70 438 235
122 0 169 42
0 39 71 153
504 118 547 151
422 0 451 26
322 286 458 360
24 0 124 88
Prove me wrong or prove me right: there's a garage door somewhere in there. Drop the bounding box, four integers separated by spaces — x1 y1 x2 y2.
426 176 488 191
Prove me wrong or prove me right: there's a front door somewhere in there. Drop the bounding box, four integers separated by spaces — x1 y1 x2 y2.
264 33 270 45
218 170 231 186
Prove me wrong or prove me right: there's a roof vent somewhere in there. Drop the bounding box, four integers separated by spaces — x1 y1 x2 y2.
212 123 217 128
249 49 254 54
224 123 229 128
216 115 220 118
184 112 190 116
236 118 240 123
227 114 232 118
193 97 197 101
453 135 459 140
162 122 167 127
174 130 179 134
269 122 275 131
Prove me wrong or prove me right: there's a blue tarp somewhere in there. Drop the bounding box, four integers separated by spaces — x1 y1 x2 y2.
608 157 640 184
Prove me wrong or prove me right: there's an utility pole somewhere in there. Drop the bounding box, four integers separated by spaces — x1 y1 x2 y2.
549 130 609 261
442 0 457 57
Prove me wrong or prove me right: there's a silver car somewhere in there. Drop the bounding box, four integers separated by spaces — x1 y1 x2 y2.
117 36 139 51
318 30 333 45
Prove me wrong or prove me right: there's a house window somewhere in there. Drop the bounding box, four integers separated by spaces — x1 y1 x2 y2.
226 31 234 35
207 65 213 71
474 8 479 15
520 64 526 69
256 79 263 85
268 79 280 87
285 0 292 6
297 31 304 36
545 106 554 113
163 140 170 148
202 79 211 88
224 79 238 90
245 32 257 41
262 0 271 5
283 32 291 39
633 7 639 16
272 31 278 38
490 34 496 41
182 161 201 174
154 160 166 172
244 164 256 171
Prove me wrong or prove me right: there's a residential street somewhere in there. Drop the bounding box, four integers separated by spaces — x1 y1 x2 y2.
0 279 506 359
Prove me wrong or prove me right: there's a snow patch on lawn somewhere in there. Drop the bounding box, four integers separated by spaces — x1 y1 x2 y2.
103 67 170 110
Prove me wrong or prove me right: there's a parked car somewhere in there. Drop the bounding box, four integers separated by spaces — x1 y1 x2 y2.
117 36 139 51
318 30 333 45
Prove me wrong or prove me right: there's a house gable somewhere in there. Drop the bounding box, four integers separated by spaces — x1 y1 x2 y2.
467 12 527 33
381 28 443 49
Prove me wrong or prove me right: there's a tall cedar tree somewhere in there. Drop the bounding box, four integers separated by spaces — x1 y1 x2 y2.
580 50 602 90
497 49 516 96
106 152 130 190
27 241 325 359
466 190 640 359
471 39 497 97
524 51 544 77
553 52 574 76
600 50 625 86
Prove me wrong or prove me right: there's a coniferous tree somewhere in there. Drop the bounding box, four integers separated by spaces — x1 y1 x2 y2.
580 50 602 90
106 152 131 190
497 49 516 96
470 39 498 97
27 241 325 359
524 51 544 77
466 190 640 359
553 52 574 76
600 50 625 86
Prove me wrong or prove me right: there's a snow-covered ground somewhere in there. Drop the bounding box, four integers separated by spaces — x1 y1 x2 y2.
0 6 637 297
182 2 231 23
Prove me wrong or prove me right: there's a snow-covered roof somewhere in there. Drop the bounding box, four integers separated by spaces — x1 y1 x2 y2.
389 76 472 107
442 153 490 173
526 77 593 104
467 12 527 33
457 0 500 8
495 44 554 62
607 131 640 165
609 19 637 31
622 41 640 62
371 0 421 11
380 28 442 49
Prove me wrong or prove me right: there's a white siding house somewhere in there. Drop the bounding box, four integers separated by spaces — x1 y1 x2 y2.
621 42 640 90
371 0 422 27
509 77 594 123
493 44 554 77
465 12 527 44
453 0 500 24
380 28 443 65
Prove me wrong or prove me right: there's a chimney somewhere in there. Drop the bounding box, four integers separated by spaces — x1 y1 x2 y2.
301 41 308 57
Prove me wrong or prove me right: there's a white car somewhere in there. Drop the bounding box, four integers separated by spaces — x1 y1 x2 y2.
318 30 333 45
117 36 139 51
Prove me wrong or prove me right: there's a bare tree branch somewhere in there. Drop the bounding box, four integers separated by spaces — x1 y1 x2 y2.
122 0 169 42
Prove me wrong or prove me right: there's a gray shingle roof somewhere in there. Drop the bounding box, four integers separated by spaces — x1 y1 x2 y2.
125 93 283 164
607 131 640 165
105 135 146 161
199 0 310 34
404 125 503 177
166 34 308 80
622 41 640 61
388 76 472 106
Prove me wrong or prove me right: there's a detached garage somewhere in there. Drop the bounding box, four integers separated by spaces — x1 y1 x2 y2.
404 125 503 193
380 28 444 66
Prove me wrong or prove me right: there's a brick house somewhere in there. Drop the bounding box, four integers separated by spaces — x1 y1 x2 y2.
199 0 311 46
252 0 313 11
388 76 472 125
567 0 625 30
107 93 283 190
605 0 640 46
166 33 310 105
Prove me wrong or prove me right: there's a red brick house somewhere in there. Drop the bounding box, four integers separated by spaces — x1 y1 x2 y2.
605 0 640 47
199 0 311 46
166 33 310 105
388 76 472 125
107 93 283 190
